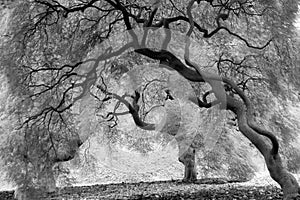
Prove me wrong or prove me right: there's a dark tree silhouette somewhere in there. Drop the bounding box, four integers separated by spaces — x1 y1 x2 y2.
1 0 300 199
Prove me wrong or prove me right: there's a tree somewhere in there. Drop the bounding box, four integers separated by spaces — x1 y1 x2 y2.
0 0 300 199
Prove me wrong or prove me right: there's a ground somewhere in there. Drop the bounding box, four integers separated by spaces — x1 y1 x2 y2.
1 178 299 200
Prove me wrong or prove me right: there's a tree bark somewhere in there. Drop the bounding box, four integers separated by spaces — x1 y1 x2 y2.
111 92 198 182
265 154 300 200
178 146 197 182
226 95 300 199
135 48 300 199
14 137 82 200
14 169 56 200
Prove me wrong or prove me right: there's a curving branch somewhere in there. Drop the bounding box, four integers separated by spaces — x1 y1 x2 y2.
182 3 278 153
134 47 299 198
97 85 156 131
150 16 272 49
8 0 299 198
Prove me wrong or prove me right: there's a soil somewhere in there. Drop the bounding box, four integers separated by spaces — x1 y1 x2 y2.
1 178 299 200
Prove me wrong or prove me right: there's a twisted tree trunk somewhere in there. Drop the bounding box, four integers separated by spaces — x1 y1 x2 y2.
178 146 197 182
14 168 56 200
104 91 200 182
135 48 300 199
14 137 83 200
226 95 300 200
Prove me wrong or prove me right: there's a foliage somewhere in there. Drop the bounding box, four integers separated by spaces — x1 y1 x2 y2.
286 148 300 173
227 158 254 181
197 128 255 181
0 0 300 197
